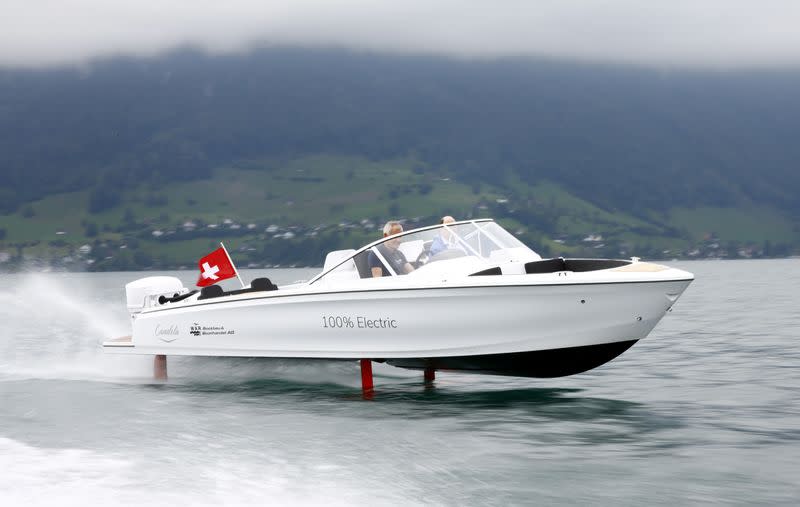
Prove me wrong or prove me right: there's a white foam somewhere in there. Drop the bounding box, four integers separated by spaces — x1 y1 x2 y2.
0 437 134 506
0 273 140 382
0 437 406 506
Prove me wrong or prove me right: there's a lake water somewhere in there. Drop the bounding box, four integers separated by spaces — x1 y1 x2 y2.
1 260 798 506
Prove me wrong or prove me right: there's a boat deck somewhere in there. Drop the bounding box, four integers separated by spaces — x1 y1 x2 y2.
104 335 133 347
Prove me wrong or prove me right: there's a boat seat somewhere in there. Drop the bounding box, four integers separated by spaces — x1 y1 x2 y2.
226 277 279 296
323 249 356 271
325 260 361 282
354 251 372 278
198 285 225 300
320 249 360 280
198 278 279 300
229 278 279 295
250 277 278 291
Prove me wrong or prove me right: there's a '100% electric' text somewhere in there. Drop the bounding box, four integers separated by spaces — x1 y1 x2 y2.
322 315 398 329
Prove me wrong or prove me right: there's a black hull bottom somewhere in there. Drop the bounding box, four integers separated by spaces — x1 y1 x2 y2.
386 340 639 378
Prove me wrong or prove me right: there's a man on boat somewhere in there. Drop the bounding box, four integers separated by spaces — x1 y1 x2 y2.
369 221 415 277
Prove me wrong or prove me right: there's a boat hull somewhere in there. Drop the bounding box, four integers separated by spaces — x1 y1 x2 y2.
112 277 690 378
387 339 639 378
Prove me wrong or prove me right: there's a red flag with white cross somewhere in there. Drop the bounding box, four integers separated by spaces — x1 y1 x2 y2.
196 246 237 287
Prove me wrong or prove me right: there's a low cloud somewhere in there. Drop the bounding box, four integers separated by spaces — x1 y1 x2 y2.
2 1 800 68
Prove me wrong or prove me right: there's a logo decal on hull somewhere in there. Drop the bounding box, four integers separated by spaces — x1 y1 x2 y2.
189 323 235 336
154 324 180 342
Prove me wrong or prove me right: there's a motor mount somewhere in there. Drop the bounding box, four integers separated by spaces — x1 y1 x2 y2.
125 276 185 316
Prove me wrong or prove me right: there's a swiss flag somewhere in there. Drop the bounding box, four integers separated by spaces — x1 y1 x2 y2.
196 247 237 287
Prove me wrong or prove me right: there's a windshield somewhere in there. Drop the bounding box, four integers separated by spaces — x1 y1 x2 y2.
314 220 536 282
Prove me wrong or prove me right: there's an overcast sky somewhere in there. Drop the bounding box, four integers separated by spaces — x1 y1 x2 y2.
2 1 800 69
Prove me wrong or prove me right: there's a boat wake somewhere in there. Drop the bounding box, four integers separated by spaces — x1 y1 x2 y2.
0 273 150 382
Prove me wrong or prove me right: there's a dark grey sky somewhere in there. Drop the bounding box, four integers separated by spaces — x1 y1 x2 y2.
3 1 799 68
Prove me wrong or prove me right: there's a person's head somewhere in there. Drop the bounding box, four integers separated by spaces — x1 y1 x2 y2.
439 216 456 239
383 220 403 237
382 220 403 250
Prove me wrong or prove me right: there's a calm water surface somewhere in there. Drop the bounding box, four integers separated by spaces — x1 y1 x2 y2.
1 260 798 505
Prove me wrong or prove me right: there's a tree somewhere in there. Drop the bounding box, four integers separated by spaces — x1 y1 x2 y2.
84 222 99 237
88 185 122 214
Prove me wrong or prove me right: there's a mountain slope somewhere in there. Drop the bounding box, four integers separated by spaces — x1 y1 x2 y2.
1 49 799 267
1 155 797 270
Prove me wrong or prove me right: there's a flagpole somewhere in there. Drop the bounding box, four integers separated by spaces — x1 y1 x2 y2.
220 242 246 288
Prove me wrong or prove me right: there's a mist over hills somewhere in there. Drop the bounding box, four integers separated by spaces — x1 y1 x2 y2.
1 49 799 268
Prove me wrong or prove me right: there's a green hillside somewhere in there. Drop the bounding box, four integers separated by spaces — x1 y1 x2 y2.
2 50 800 270
1 155 796 271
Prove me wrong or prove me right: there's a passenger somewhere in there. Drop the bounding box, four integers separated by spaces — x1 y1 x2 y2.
429 215 459 256
369 221 415 277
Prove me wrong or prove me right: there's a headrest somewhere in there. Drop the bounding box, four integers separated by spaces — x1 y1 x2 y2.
251 277 278 291
199 285 225 299
323 249 357 271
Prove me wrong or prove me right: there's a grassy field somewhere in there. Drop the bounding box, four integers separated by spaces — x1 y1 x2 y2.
668 206 798 243
1 155 491 243
2 154 797 265
123 155 497 225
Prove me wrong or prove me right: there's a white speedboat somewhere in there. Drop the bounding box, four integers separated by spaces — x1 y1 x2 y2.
104 219 693 379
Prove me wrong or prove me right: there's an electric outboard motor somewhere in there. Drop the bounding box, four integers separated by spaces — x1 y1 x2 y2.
125 276 185 317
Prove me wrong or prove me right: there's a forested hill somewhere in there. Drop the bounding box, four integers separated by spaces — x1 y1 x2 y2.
1 49 799 269
1 48 799 216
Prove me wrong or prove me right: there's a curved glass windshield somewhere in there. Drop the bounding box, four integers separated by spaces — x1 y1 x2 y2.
314 220 536 282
